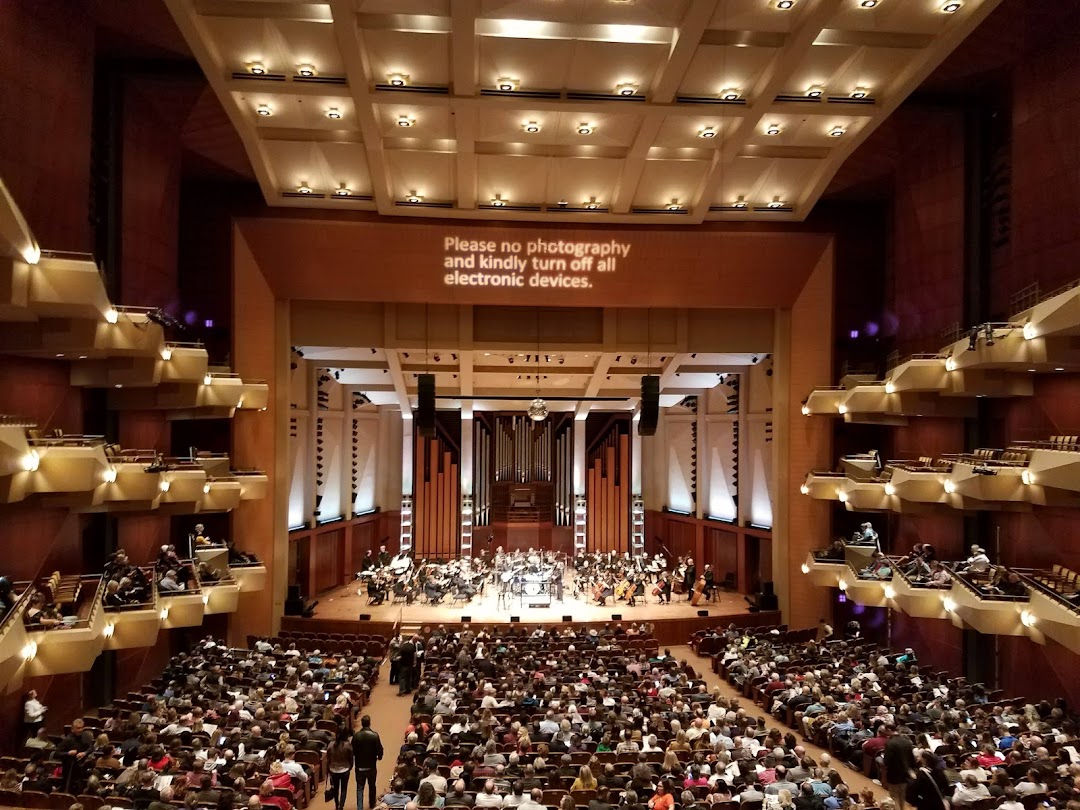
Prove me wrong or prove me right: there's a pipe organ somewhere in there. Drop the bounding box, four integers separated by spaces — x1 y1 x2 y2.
586 418 631 553
412 430 459 558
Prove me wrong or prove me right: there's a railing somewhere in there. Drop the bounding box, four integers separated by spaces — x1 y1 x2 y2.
890 559 951 590
1010 277 1080 313
102 568 157 612
28 434 106 447
23 576 105 631
885 352 947 372
1012 437 1080 452
1018 569 1080 615
0 415 37 427
887 459 952 472
947 568 1029 603
156 560 203 595
163 340 205 349
0 584 34 634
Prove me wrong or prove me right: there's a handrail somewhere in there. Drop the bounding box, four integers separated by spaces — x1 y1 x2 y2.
0 415 37 427
163 340 205 349
103 567 158 612
29 434 106 447
808 385 847 392
0 584 35 634
890 561 950 590
946 568 1029 603
1018 571 1080 616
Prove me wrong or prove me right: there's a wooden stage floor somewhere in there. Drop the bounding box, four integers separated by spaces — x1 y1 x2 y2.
312 578 752 625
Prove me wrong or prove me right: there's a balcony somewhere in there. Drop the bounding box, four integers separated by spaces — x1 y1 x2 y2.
23 576 107 677
230 561 268 592
70 342 210 388
158 567 206 629
944 322 1080 374
236 471 269 500
945 570 1031 637
890 565 951 619
1013 437 1080 495
108 371 269 418
802 553 851 588
1021 567 1080 654
202 573 241 615
103 572 160 651
0 433 110 505
0 306 165 359
0 586 33 695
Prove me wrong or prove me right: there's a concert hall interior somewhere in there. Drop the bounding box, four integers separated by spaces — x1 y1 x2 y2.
3 0 1080 807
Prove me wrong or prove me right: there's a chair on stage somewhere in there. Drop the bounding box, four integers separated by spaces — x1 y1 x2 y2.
391 581 408 604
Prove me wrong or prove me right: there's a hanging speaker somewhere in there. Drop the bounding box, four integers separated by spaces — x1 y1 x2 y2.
638 375 659 436
417 373 436 437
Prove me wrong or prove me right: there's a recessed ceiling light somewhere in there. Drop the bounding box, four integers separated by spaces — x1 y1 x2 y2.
557 200 568 207
776 0 796 8
256 104 273 117
297 182 313 194
326 107 342 120
806 85 823 98
497 77 519 91
491 194 507 207
297 64 316 78
616 82 638 96
851 87 869 99
829 125 846 137
388 73 409 87
577 122 594 135
766 124 782 136
248 62 266 76
1055 367 1065 371
767 196 784 208
523 121 541 133
406 192 423 203
667 198 682 211
733 195 747 209
698 126 717 138
860 0 878 7
585 197 600 210
335 184 350 197
719 88 740 101
397 115 415 127
941 1 962 11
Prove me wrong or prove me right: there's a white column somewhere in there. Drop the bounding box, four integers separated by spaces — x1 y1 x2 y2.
573 416 587 495
695 394 706 520
460 412 473 495
401 416 414 496
631 412 642 496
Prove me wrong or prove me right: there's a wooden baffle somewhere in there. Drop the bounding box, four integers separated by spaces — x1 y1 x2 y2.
413 431 459 557
586 420 630 553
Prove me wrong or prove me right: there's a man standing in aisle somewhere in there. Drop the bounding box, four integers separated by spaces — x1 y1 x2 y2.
397 634 418 695
353 715 383 810
883 724 916 810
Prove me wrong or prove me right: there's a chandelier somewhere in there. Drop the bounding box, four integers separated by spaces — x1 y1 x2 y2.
527 397 548 422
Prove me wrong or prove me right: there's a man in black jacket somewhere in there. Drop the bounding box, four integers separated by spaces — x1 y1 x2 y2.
353 714 384 810
884 725 916 810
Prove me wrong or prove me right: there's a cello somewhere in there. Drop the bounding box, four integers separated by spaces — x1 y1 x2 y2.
690 575 707 606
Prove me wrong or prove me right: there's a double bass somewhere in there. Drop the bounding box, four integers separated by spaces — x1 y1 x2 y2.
690 575 707 606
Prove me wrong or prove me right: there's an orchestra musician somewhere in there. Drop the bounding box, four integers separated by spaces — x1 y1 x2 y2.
683 557 696 600
376 544 392 567
654 572 672 603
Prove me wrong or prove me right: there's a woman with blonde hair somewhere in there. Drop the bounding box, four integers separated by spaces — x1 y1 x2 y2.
662 751 681 775
667 731 691 753
427 732 444 753
571 765 598 792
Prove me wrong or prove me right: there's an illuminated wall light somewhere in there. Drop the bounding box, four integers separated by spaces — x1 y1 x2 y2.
943 479 956 494
335 183 350 196
21 641 37 661
248 62 266 75
837 403 848 414
806 85 823 98
21 451 40 472
202 594 210 605
104 308 119 324
884 482 896 496
203 374 213 385
584 197 600 209
829 125 846 137
388 73 409 86
102 467 117 484
397 115 415 127
405 192 423 203
237 396 245 408
767 196 785 209
719 88 740 100
203 482 212 494
160 607 170 621
22 244 40 265
699 125 717 138
801 405 811 416
491 194 507 207
766 124 782 136
616 82 638 96
159 480 171 493
851 87 869 99
837 578 848 591
256 104 273 117
1023 322 1037 340
297 182 313 194
577 122 595 135
667 198 682 211
523 121 541 133
102 623 115 638
733 195 748 209
1021 469 1036 485
884 381 895 394
884 584 896 599
1020 609 1037 628
800 563 810 575
945 356 957 372
837 490 849 503
497 77 519 91
326 107 342 120
941 1 962 11
296 64 316 77
799 483 809 495
942 596 956 612
160 347 172 361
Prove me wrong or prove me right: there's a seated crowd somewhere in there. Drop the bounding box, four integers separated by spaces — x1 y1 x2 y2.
1 634 385 810
711 625 1079 810
373 623 874 810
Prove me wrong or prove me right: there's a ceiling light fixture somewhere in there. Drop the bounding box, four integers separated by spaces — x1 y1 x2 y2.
297 64 316 77
733 195 748 209
585 197 600 210
766 123 782 135
406 191 423 203
851 86 869 99
699 125 717 138
860 0 879 6
326 107 342 120
556 200 568 207
297 182 313 194
248 62 267 76
719 88 740 100
256 104 273 117
497 77 519 91
767 196 785 208
616 82 638 96
667 198 682 211
335 184 350 196
491 194 507 207
397 115 415 127
941 1 962 11
523 121 541 133
577 122 594 135
528 397 549 422
806 85 823 98
387 73 409 86
829 125 846 137
777 0 796 8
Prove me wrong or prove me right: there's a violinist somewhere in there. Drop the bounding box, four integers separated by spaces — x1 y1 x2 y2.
683 557 696 601
656 572 672 604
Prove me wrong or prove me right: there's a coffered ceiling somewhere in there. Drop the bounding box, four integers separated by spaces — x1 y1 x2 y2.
166 0 999 224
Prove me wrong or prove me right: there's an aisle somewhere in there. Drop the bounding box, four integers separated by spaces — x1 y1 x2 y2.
673 645 886 803
307 657 413 810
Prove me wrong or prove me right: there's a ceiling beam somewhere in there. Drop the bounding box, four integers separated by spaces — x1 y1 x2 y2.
576 353 615 420
384 351 414 414
327 0 394 214
451 0 479 209
651 0 722 104
688 0 845 223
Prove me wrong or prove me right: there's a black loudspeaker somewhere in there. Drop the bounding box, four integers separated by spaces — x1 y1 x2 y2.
461 616 471 623
761 581 775 597
417 373 436 438
511 616 520 623
287 585 302 602
358 613 371 621
638 375 659 436
562 615 573 622
697 610 709 617
611 614 622 621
